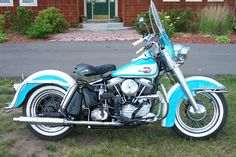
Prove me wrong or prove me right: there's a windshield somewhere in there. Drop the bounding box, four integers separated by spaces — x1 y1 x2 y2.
150 0 175 59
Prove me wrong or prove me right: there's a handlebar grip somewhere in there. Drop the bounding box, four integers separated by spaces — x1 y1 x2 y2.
132 38 144 47
136 47 145 54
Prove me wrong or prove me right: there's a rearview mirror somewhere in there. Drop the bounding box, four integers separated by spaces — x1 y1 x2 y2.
138 17 150 36
139 17 144 24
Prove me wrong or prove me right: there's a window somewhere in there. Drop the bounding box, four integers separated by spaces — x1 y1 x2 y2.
19 0 37 6
207 0 224 2
163 0 180 2
0 0 13 6
96 0 106 2
185 0 202 2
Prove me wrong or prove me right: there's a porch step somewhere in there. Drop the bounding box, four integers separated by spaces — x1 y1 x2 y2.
81 22 131 30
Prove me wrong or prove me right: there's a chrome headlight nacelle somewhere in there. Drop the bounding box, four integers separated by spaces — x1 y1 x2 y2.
173 44 189 64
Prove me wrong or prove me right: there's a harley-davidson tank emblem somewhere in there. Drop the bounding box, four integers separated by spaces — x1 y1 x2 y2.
138 67 152 74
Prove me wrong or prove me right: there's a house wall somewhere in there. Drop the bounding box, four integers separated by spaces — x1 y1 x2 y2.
0 0 80 26
0 0 235 27
79 0 84 17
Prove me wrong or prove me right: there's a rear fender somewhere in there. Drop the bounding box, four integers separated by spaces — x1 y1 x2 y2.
162 76 227 128
7 70 76 108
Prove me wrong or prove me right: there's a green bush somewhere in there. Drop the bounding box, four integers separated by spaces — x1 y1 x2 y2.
134 11 175 37
199 6 232 35
159 12 175 37
5 7 33 34
27 7 69 39
4 11 14 31
17 7 33 34
0 32 6 43
215 35 231 44
26 20 53 38
0 14 4 33
167 8 197 33
0 14 6 43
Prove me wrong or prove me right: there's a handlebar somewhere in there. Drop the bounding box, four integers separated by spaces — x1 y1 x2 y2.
136 47 145 54
133 34 160 56
132 38 144 47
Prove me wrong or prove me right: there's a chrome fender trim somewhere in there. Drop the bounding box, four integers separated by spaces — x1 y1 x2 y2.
6 70 76 109
162 76 226 127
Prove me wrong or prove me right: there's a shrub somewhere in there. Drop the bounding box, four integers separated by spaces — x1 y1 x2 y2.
199 6 232 35
0 15 6 43
159 12 175 37
17 7 33 34
4 11 14 31
5 7 33 34
167 8 197 33
37 7 69 33
0 14 4 33
134 11 175 37
27 20 53 38
215 35 230 44
0 32 6 43
27 7 69 38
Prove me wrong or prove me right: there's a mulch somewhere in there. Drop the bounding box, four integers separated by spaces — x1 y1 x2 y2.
5 33 47 43
171 33 236 44
4 32 236 44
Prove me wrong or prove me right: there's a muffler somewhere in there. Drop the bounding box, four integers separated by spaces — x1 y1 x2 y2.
13 116 124 126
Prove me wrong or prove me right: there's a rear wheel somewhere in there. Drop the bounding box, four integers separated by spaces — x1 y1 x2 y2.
23 85 72 140
173 93 227 139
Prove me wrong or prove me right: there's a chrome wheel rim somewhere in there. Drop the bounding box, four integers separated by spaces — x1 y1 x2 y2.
176 93 220 134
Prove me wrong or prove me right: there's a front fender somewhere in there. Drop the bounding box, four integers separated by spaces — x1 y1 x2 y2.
8 70 76 108
162 76 226 127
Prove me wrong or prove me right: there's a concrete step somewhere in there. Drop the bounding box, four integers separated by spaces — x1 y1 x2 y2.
81 22 131 30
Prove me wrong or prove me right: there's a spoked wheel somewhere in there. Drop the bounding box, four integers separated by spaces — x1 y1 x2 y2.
23 85 72 140
173 92 227 140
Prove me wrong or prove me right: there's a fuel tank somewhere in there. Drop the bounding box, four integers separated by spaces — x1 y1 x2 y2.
111 57 159 78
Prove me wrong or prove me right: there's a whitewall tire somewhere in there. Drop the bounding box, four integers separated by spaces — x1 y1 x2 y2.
23 85 72 140
173 93 227 140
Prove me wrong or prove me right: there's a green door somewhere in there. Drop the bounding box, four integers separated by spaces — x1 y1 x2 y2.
94 0 108 19
110 0 115 19
86 0 92 19
86 0 115 20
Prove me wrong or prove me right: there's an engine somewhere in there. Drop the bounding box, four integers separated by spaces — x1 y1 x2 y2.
106 77 154 119
121 100 151 119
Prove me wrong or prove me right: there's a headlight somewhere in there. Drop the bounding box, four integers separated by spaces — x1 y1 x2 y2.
173 44 189 64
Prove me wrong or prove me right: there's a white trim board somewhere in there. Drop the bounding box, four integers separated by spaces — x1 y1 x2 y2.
19 0 37 6
0 0 13 6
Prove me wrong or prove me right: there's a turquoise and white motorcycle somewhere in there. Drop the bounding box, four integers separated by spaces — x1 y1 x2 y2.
5 0 228 140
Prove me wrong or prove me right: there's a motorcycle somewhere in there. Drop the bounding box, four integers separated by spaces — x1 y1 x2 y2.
4 0 228 140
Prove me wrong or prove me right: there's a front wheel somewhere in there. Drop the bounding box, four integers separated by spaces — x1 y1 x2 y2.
173 92 227 140
23 85 73 140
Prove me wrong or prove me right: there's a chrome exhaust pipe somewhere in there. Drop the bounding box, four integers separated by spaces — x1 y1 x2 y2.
13 116 124 126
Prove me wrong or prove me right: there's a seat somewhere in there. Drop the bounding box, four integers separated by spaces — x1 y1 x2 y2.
95 64 116 75
74 63 116 77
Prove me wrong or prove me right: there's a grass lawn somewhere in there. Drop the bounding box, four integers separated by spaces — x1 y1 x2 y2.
0 76 236 157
